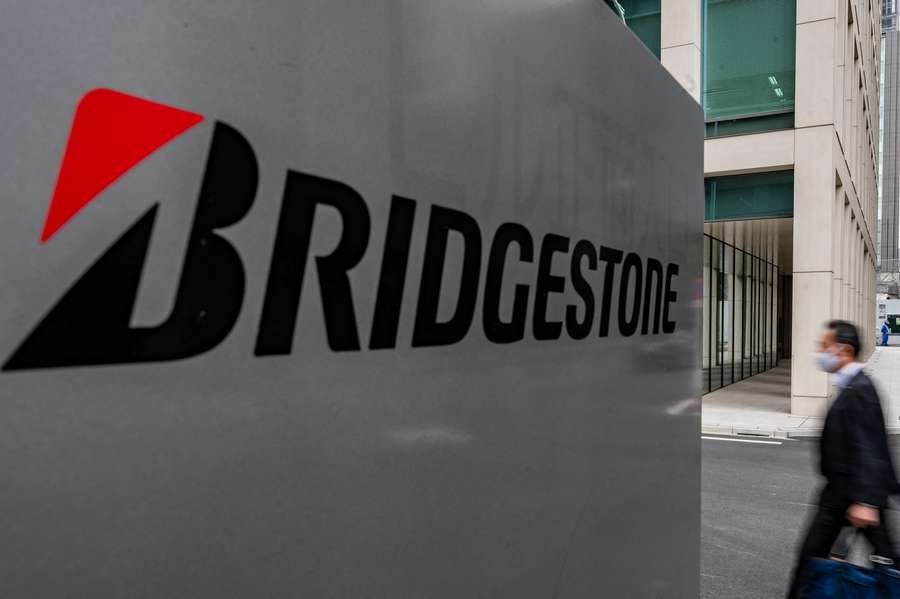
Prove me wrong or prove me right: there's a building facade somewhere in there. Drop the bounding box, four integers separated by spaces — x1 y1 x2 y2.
881 0 900 277
885 0 897 33
614 0 880 416
878 0 900 300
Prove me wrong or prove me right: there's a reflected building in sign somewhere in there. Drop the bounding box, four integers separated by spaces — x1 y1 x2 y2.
613 0 880 414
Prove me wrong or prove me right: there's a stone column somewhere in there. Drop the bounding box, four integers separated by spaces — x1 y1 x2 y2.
791 2 838 416
660 0 702 102
792 127 835 416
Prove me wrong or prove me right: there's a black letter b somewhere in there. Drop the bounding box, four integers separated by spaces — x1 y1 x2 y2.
4 122 257 370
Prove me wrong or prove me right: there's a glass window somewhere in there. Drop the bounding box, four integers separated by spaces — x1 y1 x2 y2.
702 234 780 393
705 171 794 221
703 0 796 121
705 112 794 138
620 0 661 58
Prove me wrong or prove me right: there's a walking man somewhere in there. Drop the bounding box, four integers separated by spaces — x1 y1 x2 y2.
787 320 899 598
882 320 890 347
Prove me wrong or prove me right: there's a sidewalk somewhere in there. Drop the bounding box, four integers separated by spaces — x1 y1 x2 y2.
868 347 900 430
701 348 900 438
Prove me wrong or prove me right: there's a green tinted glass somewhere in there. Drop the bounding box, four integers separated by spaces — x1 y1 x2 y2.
705 171 794 221
704 0 796 120
620 0 661 58
705 112 794 137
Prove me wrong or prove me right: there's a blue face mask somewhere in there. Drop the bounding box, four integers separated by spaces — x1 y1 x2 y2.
815 351 841 373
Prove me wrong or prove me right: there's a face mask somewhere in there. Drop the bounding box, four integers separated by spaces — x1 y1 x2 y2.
815 351 840 373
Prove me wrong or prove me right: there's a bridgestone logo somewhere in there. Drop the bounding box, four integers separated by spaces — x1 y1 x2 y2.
4 88 681 371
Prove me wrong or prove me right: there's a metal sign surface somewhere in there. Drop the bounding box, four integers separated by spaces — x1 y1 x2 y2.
0 1 702 596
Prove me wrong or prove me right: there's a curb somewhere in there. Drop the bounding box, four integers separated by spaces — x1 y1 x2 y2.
702 425 820 439
702 426 900 439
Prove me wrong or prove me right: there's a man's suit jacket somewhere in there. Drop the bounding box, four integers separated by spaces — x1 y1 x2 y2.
820 369 898 508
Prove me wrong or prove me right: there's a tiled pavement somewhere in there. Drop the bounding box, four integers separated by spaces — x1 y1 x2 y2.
702 348 900 438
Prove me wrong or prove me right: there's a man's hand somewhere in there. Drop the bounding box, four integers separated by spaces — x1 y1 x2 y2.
847 503 880 528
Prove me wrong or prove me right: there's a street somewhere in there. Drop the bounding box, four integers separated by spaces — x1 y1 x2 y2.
702 436 900 598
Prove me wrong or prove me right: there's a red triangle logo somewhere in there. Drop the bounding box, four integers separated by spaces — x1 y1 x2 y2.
41 88 204 242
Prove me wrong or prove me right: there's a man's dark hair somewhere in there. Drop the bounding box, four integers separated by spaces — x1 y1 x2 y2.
827 320 860 357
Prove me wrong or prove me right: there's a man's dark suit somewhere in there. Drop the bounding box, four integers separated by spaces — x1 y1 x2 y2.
787 368 899 598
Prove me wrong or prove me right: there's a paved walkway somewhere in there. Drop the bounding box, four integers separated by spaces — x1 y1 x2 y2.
702 348 900 438
867 347 900 429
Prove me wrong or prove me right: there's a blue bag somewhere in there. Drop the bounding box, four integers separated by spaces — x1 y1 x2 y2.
801 529 900 598
802 557 882 598
881 567 900 598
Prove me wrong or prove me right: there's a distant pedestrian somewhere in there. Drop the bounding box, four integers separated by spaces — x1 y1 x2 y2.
882 321 890 347
786 320 899 598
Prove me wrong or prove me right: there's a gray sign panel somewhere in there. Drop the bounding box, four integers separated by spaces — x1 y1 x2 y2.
0 1 702 596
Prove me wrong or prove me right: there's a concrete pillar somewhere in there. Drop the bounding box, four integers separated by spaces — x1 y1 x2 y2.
791 126 835 416
843 205 852 319
850 227 857 325
857 233 864 326
795 8 836 129
790 2 840 416
660 0 702 102
851 235 856 321
832 188 845 317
